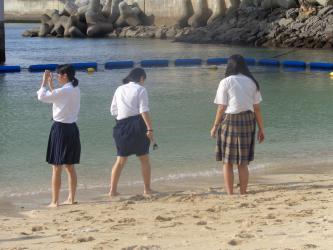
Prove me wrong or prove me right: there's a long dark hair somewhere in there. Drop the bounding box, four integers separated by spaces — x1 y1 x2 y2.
56 64 79 87
123 67 147 84
225 54 260 91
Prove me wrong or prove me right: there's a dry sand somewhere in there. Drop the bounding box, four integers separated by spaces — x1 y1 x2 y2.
1 165 333 250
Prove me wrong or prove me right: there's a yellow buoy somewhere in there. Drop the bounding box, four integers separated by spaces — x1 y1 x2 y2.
87 67 95 73
208 65 218 70
330 72 333 77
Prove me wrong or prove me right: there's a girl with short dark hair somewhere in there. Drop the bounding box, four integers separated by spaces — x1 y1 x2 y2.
211 55 265 195
109 67 153 197
37 64 81 207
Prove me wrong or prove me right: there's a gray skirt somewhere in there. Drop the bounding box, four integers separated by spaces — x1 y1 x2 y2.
216 110 256 165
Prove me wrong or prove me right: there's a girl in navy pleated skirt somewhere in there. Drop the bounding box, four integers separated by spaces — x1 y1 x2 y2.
37 64 81 207
110 68 154 197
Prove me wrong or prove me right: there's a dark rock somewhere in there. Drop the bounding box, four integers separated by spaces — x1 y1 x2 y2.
22 29 39 37
317 6 333 17
289 22 305 31
285 8 299 19
165 27 177 39
155 26 168 39
278 18 294 27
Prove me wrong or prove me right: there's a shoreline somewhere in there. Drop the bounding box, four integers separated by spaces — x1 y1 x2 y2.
1 162 333 249
1 160 332 214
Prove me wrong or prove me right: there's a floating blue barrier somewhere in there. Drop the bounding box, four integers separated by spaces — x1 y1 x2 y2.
244 58 256 65
29 64 58 72
258 59 280 67
71 62 97 70
283 67 306 72
282 60 306 68
141 59 169 68
175 58 202 66
309 62 333 71
0 65 21 73
206 58 228 65
105 61 134 69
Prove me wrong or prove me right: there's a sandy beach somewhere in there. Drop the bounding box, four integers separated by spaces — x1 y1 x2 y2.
1 164 333 250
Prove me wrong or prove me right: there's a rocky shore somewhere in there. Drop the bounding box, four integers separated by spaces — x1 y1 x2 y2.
112 5 333 49
174 6 333 49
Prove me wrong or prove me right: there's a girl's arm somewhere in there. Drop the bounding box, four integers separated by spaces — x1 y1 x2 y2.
141 111 154 141
37 70 60 103
210 105 227 138
253 104 265 143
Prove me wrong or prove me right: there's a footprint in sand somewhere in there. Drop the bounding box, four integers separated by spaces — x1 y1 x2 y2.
75 215 94 221
118 205 134 211
68 209 82 213
118 218 136 224
196 221 207 225
159 222 183 228
129 195 149 201
264 214 276 219
103 218 115 223
206 206 222 212
304 244 318 248
239 203 256 208
31 226 43 232
228 239 241 246
235 231 255 239
121 245 161 250
155 215 173 222
74 236 95 243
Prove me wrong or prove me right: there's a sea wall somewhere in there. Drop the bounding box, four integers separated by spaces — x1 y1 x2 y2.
4 0 65 21
4 0 231 24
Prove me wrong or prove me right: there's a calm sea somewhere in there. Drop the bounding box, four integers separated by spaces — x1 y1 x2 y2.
1 23 333 201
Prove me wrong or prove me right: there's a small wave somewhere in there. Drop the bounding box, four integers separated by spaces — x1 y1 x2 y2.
0 163 268 198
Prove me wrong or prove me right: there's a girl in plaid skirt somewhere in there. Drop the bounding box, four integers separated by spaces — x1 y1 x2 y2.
210 55 265 195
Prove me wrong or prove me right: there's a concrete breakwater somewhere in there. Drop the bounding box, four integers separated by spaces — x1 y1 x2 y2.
5 0 231 24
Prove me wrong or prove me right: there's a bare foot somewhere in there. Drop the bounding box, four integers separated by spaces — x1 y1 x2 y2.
143 189 153 197
47 202 58 208
61 199 78 205
109 191 120 197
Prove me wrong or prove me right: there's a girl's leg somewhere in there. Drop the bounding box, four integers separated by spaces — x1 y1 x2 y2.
223 163 234 195
237 164 249 195
49 165 62 207
138 154 152 195
63 165 77 204
109 156 128 196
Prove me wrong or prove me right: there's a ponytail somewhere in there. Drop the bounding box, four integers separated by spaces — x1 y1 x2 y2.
56 64 79 87
72 77 79 87
122 76 130 84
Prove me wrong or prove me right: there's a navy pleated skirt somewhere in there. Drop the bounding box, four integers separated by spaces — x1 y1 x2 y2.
113 115 150 157
46 122 81 165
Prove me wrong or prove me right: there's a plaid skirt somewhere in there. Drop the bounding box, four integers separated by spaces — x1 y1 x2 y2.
216 110 256 165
